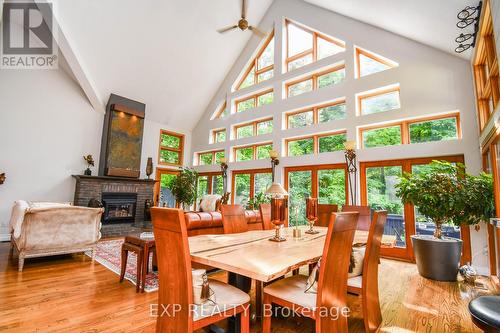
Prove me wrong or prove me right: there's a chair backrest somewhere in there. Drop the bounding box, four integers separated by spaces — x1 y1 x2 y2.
316 212 359 333
317 204 339 227
221 204 248 234
342 205 372 231
151 207 193 333
259 203 272 230
362 210 388 333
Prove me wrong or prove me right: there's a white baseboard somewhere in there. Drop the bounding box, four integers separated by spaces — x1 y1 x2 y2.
0 233 11 242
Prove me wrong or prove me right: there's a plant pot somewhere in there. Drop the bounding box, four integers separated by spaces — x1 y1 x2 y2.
411 235 462 282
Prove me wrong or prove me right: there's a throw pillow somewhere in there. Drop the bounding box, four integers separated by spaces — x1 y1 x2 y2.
199 195 221 212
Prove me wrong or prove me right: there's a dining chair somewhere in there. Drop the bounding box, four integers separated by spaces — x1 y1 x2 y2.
221 204 249 234
262 212 359 333
151 207 251 333
317 203 339 227
347 210 388 333
259 203 272 230
342 205 372 231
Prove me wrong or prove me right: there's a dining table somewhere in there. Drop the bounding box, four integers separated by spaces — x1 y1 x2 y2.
189 225 397 333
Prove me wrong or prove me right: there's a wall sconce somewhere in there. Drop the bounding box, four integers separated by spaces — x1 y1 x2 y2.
343 141 357 205
269 150 279 182
219 157 228 193
455 2 482 53
0 173 5 185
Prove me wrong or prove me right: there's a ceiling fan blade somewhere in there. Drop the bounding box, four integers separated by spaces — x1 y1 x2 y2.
241 0 247 19
217 25 238 33
249 26 265 37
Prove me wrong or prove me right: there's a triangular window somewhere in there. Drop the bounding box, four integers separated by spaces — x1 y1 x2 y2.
235 32 274 90
355 47 398 78
211 101 229 120
286 19 345 72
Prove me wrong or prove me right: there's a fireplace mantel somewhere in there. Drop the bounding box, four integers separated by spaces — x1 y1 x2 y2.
72 175 156 184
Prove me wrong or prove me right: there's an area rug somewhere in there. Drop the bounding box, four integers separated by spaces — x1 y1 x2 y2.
86 239 159 292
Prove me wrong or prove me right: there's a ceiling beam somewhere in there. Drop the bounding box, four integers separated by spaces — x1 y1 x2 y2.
35 0 105 114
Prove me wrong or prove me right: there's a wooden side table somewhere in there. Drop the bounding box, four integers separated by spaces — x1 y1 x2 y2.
120 242 143 293
121 234 156 292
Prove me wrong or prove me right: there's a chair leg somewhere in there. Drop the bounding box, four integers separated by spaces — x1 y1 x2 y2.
240 305 250 333
120 248 128 283
18 254 25 272
136 250 143 293
262 294 272 333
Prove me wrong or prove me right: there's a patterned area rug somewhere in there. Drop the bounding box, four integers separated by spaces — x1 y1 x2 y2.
86 239 159 292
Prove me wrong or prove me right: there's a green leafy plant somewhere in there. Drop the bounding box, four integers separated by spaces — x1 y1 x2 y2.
395 161 494 239
246 192 270 210
169 168 198 208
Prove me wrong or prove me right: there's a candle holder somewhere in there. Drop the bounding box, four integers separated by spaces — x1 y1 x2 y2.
305 197 319 234
292 206 302 238
269 197 287 242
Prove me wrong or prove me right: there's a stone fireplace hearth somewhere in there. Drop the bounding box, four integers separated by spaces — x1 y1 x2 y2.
72 175 155 237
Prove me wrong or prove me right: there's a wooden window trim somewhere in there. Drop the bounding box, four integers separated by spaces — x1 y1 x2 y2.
357 86 401 116
212 128 226 143
197 150 225 166
235 89 274 113
233 142 273 162
158 130 185 167
355 47 397 78
359 155 471 263
214 101 228 119
231 168 273 204
285 99 346 129
285 130 346 156
285 20 345 71
233 117 273 139
358 112 461 148
154 168 180 206
197 171 223 195
235 32 275 90
285 64 345 98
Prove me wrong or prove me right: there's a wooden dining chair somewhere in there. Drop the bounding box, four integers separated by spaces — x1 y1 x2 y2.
342 205 372 231
221 204 249 234
151 207 251 333
259 203 272 230
317 204 339 227
347 210 388 333
262 212 359 333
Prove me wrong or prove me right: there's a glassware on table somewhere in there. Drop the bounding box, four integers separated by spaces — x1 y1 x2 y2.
269 197 287 242
305 197 319 234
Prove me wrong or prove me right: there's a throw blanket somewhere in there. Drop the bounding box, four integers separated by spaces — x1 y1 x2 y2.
9 201 71 238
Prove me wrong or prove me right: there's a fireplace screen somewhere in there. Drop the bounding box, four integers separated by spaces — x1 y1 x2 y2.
102 192 137 224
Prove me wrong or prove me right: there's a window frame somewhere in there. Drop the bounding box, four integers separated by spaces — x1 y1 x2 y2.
212 128 226 143
233 117 273 139
213 101 228 119
235 32 275 90
197 150 225 166
285 20 345 72
158 129 185 167
233 142 273 162
235 89 274 113
285 99 346 129
285 130 347 157
355 47 397 78
231 168 273 204
357 85 401 116
285 64 345 98
359 112 461 148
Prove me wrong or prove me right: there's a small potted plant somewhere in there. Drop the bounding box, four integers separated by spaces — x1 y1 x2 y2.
170 168 198 211
396 161 494 281
246 192 270 210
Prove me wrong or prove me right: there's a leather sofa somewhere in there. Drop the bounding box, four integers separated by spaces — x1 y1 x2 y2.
184 210 263 236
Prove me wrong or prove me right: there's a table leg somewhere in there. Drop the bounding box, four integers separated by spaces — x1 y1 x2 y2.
255 280 263 318
227 273 251 333
142 246 149 293
120 247 128 282
136 250 143 293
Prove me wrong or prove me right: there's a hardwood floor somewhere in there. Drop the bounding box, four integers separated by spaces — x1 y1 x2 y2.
0 241 497 333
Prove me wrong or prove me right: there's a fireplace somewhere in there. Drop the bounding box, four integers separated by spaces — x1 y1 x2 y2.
102 192 137 224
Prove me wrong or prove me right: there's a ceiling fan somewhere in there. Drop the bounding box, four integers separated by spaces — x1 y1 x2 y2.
217 0 266 37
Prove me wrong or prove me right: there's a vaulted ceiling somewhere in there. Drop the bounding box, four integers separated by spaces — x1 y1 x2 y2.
54 0 475 132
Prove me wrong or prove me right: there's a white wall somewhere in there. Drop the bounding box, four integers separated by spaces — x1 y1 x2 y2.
0 62 191 240
190 0 489 272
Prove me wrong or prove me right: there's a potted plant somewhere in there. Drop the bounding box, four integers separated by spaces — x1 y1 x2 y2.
170 168 198 211
246 192 270 210
396 161 494 281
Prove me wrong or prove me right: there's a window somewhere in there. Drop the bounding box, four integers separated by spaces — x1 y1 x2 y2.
473 0 500 132
355 47 397 78
154 169 179 207
286 20 345 72
197 150 225 166
231 169 272 206
234 118 273 139
212 101 229 119
158 130 184 166
358 86 401 115
233 142 273 162
196 172 224 197
359 113 461 148
285 164 347 226
286 65 345 98
236 33 274 90
286 131 346 156
212 128 226 143
286 99 346 129
235 89 274 113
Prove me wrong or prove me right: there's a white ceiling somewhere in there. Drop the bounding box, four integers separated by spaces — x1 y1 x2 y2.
54 0 477 131
305 0 477 60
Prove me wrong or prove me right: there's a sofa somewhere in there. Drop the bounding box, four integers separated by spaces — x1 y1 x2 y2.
10 201 104 271
184 210 263 236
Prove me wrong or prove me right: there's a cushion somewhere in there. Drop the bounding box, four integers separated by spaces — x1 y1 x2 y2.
264 275 316 310
199 195 221 212
468 296 500 329
348 246 365 278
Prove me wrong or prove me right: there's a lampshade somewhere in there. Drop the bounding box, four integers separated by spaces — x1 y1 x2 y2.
219 157 227 164
265 182 288 196
343 140 356 151
269 150 279 159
